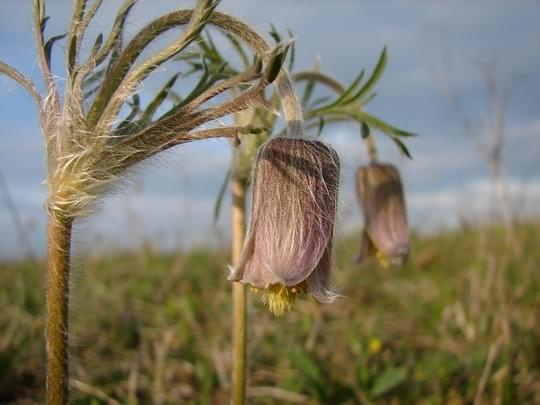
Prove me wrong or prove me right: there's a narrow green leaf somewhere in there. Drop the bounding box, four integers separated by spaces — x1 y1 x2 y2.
197 32 222 65
301 77 316 107
392 136 413 159
102 0 136 70
307 96 332 110
356 110 416 138
312 68 365 112
67 34 77 73
176 59 228 109
361 121 370 139
204 30 218 52
106 36 123 74
174 50 200 62
167 90 182 104
316 109 415 158
343 45 387 104
213 169 231 223
101 0 134 75
157 60 227 122
287 28 295 71
361 91 377 106
139 73 180 125
288 349 325 399
289 350 323 386
85 0 137 127
186 61 204 73
115 94 141 133
316 116 325 137
127 93 141 110
332 68 365 105
91 33 104 56
225 32 249 68
252 55 263 75
370 366 407 398
264 42 290 84
269 23 281 43
83 68 105 88
44 33 67 67
83 85 100 100
40 16 50 36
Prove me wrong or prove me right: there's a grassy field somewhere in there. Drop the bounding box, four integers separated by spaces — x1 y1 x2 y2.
0 221 539 404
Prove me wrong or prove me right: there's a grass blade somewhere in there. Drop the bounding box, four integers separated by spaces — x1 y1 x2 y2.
213 169 231 223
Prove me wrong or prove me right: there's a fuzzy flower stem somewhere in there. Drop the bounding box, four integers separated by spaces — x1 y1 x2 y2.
94 1 220 136
170 126 259 146
45 213 73 405
75 0 104 54
87 10 303 138
66 0 87 73
231 176 247 405
182 64 262 113
207 12 304 137
32 0 59 109
293 71 344 94
0 61 45 129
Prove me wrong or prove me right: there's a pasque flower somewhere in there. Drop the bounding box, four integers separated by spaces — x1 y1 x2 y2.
356 163 409 267
229 136 340 315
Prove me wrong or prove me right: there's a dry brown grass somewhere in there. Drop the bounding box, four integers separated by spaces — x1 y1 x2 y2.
0 220 538 403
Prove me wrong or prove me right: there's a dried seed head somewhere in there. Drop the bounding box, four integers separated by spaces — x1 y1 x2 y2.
356 163 409 267
229 137 340 315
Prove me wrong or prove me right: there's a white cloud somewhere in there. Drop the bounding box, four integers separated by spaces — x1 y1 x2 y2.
407 176 540 230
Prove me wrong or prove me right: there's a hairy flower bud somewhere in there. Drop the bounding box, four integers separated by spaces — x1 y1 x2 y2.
356 163 409 267
229 137 340 315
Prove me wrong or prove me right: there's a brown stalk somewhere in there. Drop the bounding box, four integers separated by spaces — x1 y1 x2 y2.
231 176 247 404
45 213 73 404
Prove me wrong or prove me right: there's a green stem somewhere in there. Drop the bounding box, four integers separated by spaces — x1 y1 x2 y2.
231 176 247 404
46 213 73 404
364 134 378 163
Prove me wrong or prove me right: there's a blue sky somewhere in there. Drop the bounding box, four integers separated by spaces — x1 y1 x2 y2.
1 0 539 259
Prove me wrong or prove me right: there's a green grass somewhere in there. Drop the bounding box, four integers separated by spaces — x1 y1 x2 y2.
1 221 539 404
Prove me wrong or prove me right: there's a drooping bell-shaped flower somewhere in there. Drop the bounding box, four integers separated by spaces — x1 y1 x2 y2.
229 136 340 315
356 163 409 267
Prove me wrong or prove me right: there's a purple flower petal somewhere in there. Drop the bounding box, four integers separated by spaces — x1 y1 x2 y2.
231 136 340 307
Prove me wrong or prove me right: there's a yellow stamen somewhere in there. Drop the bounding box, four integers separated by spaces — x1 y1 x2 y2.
260 282 306 316
376 250 390 268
